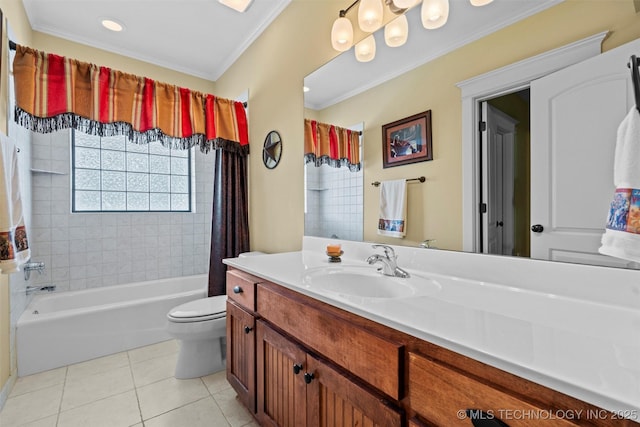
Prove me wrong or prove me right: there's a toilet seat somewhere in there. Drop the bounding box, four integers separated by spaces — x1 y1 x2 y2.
167 296 227 323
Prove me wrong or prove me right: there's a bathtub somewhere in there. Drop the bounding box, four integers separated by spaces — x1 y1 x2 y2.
16 274 208 376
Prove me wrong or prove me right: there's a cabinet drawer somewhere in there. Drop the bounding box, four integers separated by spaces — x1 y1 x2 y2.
226 269 260 312
408 352 578 427
257 282 403 400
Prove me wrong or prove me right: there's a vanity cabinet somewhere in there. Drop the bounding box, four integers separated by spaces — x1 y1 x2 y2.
256 320 403 427
226 269 638 427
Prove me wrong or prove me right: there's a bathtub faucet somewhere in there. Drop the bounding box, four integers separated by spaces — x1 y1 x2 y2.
26 285 56 295
366 245 410 278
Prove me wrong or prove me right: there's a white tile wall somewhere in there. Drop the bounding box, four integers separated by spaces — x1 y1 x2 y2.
305 163 363 241
28 130 216 292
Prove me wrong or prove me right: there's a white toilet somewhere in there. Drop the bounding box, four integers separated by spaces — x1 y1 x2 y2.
167 252 265 379
166 296 227 379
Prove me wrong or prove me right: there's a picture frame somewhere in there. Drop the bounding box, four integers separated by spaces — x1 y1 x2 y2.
381 110 432 168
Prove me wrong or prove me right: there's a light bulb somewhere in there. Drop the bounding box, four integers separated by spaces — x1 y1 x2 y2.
421 0 449 29
331 17 354 52
384 15 408 48
358 0 383 32
355 35 376 62
470 0 493 5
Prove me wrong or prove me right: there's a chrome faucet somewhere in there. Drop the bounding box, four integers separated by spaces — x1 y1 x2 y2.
366 244 410 278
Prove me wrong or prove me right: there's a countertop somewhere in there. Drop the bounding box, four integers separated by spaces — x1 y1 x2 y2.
223 237 640 420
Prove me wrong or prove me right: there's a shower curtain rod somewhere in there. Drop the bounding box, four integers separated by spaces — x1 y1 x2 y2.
8 40 248 108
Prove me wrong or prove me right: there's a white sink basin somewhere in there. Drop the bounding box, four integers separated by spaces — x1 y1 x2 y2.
301 265 440 302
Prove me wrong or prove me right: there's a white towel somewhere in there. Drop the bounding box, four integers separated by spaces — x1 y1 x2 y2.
377 179 407 238
0 134 31 274
599 107 640 262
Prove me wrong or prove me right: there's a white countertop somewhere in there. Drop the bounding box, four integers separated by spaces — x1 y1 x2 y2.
224 237 640 420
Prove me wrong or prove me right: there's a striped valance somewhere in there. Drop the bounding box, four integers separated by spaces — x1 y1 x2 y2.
12 45 249 155
304 119 361 171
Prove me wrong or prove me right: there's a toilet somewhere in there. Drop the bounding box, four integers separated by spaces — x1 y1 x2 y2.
166 296 227 379
166 251 265 379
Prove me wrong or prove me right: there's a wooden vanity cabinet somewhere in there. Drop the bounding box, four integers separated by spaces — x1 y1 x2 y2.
226 269 638 427
256 320 403 427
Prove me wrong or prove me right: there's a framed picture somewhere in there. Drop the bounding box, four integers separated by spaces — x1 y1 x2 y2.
381 110 432 168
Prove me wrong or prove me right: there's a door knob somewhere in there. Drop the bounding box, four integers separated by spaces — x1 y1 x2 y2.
233 286 243 294
304 372 315 384
244 326 253 334
531 224 544 233
496 221 504 227
293 364 303 375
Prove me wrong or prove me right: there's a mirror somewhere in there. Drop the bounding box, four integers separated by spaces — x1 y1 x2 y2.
262 130 282 169
303 0 640 270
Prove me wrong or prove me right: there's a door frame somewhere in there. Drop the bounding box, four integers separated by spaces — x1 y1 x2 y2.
457 31 607 253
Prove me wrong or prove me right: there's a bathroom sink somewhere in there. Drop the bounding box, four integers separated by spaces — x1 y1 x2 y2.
301 265 440 301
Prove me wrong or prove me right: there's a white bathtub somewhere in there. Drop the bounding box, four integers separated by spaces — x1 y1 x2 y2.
16 274 208 376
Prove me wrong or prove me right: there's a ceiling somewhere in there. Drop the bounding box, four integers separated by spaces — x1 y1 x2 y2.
304 0 563 110
20 0 291 82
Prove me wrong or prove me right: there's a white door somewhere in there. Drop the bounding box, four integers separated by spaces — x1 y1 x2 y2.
530 37 640 268
482 103 517 255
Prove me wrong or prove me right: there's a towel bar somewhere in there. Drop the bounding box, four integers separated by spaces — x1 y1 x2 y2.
371 176 425 187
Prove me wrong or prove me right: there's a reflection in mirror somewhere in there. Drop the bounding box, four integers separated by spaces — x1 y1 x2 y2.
303 0 640 270
305 123 363 241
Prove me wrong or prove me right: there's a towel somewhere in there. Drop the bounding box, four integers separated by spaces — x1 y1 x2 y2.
599 107 640 262
377 179 407 238
0 134 30 274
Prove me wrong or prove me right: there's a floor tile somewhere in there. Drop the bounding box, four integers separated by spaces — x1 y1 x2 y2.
9 367 66 397
131 352 177 388
61 365 135 411
144 396 230 427
212 388 254 427
66 352 130 381
17 414 58 427
57 390 141 427
201 370 232 395
0 383 63 426
128 340 178 365
137 377 209 420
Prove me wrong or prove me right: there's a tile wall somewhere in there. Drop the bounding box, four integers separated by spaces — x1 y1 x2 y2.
305 163 363 241
28 130 216 292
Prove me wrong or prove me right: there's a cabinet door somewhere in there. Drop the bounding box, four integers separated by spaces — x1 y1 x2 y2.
306 355 403 427
257 321 308 427
226 301 256 412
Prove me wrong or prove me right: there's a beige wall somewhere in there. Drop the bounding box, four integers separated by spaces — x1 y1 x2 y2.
217 0 640 253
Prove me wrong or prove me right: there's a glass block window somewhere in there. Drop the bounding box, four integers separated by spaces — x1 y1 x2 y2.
72 130 192 212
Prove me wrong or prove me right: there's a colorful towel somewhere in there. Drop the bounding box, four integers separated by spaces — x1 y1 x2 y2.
0 134 30 274
599 107 640 262
377 179 407 238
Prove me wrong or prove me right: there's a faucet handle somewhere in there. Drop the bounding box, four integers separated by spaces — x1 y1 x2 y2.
371 244 396 260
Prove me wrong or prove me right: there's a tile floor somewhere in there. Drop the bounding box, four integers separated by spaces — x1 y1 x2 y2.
0 340 258 427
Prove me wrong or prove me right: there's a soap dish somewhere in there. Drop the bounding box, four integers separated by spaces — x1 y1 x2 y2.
326 251 343 263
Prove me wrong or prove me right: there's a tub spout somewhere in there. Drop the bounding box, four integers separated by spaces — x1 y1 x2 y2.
26 285 56 295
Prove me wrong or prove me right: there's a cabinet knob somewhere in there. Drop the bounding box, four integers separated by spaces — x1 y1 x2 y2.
531 224 544 233
465 409 510 427
244 326 253 334
303 372 315 384
293 364 303 375
233 286 243 294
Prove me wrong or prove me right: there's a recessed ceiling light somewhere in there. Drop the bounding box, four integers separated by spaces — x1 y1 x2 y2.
101 19 124 32
218 0 253 13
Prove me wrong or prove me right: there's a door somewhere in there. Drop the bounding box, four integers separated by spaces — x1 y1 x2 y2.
530 37 640 267
305 355 403 427
257 321 308 427
482 103 518 256
226 301 256 412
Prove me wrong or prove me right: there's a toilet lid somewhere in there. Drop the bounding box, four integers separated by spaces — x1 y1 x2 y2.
168 296 226 321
